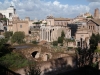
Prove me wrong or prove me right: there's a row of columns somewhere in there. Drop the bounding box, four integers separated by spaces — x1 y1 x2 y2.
40 28 55 42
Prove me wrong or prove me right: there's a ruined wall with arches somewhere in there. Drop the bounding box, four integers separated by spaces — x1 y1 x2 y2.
13 45 71 61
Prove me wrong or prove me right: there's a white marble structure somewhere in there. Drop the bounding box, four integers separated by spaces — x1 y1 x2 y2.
40 26 71 42
0 5 16 20
0 22 4 30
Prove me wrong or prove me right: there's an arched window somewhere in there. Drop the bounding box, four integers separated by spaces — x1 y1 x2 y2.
20 25 22 28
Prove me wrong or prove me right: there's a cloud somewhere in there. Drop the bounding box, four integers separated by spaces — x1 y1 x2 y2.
0 0 90 19
88 2 100 15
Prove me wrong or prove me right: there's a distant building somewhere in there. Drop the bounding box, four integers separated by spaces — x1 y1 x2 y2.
0 21 4 31
75 27 92 49
46 16 71 26
0 5 16 20
40 26 71 42
87 19 100 34
0 13 4 19
0 13 7 33
67 24 78 37
8 15 29 35
79 12 92 18
67 21 87 37
94 8 100 19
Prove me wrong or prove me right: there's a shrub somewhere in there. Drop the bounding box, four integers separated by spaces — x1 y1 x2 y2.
11 31 25 44
0 38 11 57
53 41 58 46
0 52 28 70
28 64 41 75
32 40 38 44
61 30 65 38
4 31 13 39
68 47 73 50
58 37 63 43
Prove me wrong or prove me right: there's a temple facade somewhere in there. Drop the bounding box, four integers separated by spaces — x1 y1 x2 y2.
40 26 71 42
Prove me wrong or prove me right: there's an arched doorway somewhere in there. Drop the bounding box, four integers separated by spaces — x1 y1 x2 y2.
43 54 50 61
46 54 50 61
31 51 39 58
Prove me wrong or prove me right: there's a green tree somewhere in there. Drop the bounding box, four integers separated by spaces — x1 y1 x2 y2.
0 18 8 22
90 33 100 50
58 37 63 43
75 33 100 67
53 41 58 46
33 21 42 26
11 31 25 44
4 31 13 39
0 38 11 57
86 15 93 19
61 30 65 38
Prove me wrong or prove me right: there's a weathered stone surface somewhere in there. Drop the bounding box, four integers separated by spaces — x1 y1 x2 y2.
13 45 74 62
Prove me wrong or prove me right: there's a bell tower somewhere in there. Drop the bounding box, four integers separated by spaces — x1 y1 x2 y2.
94 8 100 19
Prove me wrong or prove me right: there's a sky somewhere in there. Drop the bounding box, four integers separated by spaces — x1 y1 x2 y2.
0 0 100 20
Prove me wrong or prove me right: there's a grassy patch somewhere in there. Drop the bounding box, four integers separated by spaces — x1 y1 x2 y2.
0 52 29 70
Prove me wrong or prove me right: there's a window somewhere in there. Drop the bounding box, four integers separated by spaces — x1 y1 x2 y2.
58 22 59 25
61 22 63 25
20 25 22 28
93 26 94 30
49 21 51 25
77 42 80 46
89 26 90 29
9 13 12 17
91 26 92 30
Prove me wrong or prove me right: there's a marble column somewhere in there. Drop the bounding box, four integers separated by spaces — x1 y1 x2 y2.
51 29 53 41
43 29 44 40
44 29 46 40
40 29 42 41
52 29 54 41
43 29 45 40
46 30 48 41
42 29 43 40
48 29 50 41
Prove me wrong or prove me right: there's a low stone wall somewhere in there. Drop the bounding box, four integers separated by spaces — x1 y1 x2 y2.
14 55 77 75
39 56 77 75
66 50 75 54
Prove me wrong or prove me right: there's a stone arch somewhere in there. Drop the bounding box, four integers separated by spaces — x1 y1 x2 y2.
46 54 50 61
42 53 52 61
31 51 40 59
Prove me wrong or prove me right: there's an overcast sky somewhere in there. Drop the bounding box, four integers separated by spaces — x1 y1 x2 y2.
0 0 100 20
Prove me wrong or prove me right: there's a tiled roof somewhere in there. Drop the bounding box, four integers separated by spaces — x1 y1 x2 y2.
54 18 70 21
90 19 100 25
